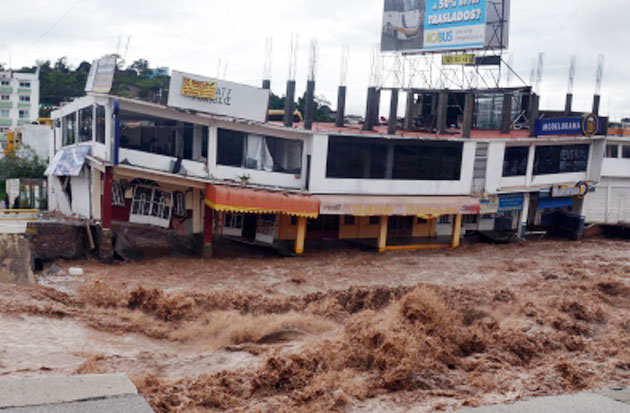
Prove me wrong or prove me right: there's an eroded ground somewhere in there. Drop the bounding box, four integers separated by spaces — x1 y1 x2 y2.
2 239 630 412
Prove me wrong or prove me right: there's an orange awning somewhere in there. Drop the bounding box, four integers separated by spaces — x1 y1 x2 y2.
205 184 319 218
317 195 480 217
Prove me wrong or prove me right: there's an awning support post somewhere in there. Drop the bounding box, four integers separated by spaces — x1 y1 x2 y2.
203 205 214 258
102 166 113 230
451 214 463 249
378 215 389 253
517 192 530 239
295 216 307 255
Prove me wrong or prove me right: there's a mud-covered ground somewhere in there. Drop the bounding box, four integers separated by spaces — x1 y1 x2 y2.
2 239 630 412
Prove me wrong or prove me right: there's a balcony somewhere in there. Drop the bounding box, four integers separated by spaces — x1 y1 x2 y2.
0 119 12 126
0 87 13 94
0 102 12 109
17 88 31 94
17 103 30 109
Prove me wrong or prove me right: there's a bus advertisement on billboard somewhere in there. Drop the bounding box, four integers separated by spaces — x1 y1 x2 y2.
381 0 509 54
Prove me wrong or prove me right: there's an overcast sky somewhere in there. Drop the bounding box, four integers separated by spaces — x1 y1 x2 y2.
1 0 628 121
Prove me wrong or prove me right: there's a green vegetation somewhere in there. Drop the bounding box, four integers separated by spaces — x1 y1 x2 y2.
0 146 47 202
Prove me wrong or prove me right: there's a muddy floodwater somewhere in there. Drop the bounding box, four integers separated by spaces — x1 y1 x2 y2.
2 239 630 412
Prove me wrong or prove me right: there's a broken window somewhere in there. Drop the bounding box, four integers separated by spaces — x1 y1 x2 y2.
173 192 186 217
62 114 76 146
326 136 388 179
217 128 303 174
112 182 125 207
130 185 173 228
95 105 106 144
503 146 529 177
78 106 93 142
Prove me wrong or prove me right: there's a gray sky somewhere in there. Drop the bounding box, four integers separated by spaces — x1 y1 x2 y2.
1 0 628 121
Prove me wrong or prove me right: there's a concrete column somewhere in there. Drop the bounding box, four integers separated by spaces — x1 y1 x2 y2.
101 166 113 230
451 214 463 248
378 215 388 253
462 92 475 138
385 142 394 179
404 91 415 130
283 80 296 127
295 216 307 255
564 93 573 115
335 86 347 128
203 204 214 258
436 91 448 134
91 167 102 221
387 89 399 135
525 144 536 186
304 80 315 130
500 93 512 134
517 192 531 239
192 189 202 234
363 87 377 131
592 94 601 115
528 93 540 137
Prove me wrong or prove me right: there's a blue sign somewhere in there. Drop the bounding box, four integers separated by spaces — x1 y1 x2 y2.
535 115 605 137
423 0 487 51
538 195 573 210
498 194 524 212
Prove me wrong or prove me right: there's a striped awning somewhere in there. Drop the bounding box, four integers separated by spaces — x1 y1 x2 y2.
205 184 319 218
317 195 480 217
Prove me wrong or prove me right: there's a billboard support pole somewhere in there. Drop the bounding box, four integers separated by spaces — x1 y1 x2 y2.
436 91 448 134
283 80 296 127
462 92 475 138
500 92 512 133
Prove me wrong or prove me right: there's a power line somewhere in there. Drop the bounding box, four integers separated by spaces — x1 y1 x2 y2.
17 0 87 62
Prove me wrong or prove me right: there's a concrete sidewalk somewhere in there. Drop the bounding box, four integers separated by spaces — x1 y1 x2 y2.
458 388 630 413
0 374 153 412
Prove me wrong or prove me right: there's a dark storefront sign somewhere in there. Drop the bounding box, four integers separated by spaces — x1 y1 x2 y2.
498 194 524 212
538 195 573 210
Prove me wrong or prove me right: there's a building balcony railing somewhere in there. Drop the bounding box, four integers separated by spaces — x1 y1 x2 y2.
0 102 12 109
0 119 12 126
17 88 31 94
0 87 13 94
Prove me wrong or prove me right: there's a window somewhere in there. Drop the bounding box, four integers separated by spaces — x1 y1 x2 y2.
1 81 9 86
417 217 428 224
19 110 29 119
623 146 630 159
1 95 9 101
19 95 30 102
78 106 93 142
326 136 388 179
19 82 30 88
392 141 462 180
344 215 356 225
439 215 451 224
62 114 76 146
201 127 209 160
533 144 589 175
326 135 462 181
503 147 529 177
606 144 619 158
173 192 186 217
369 216 380 225
0 109 9 118
95 105 106 144
112 182 125 207
217 129 245 167
217 128 303 174
130 185 173 228
224 213 244 230
290 216 298 226
463 215 478 224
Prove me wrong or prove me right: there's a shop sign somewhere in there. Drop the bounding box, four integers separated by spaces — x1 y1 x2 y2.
479 196 499 214
442 54 475 65
167 70 270 123
551 182 589 198
535 113 604 137
498 194 524 212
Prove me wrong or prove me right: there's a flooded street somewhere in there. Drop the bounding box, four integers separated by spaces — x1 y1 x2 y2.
2 239 630 412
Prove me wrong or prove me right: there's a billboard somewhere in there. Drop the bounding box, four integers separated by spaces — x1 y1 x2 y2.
167 71 270 123
381 0 510 53
85 55 117 94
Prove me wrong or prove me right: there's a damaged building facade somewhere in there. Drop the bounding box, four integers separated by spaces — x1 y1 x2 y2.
45 72 608 260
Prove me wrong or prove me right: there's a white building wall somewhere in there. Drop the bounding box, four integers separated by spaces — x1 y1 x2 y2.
70 167 91 218
0 71 39 133
20 124 52 160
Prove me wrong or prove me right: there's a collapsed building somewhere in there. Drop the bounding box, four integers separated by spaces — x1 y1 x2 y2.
45 70 607 260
